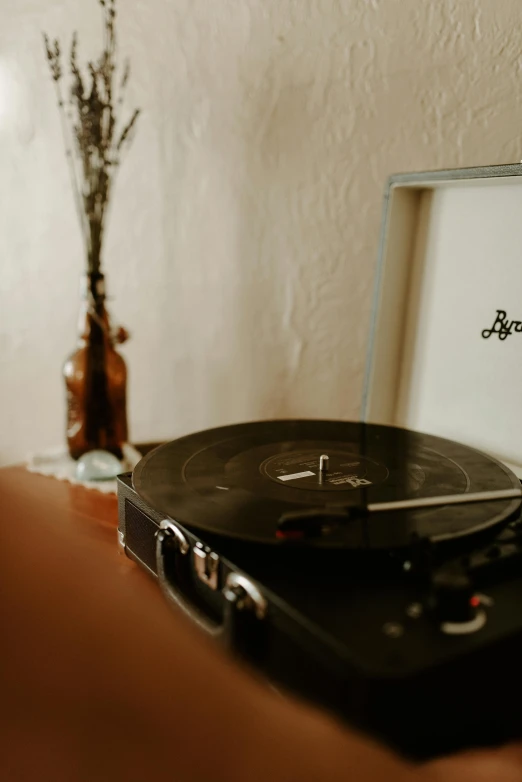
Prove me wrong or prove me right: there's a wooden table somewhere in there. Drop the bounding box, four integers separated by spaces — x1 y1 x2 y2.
0 459 422 782
1 463 116 536
0 460 157 596
0 458 297 782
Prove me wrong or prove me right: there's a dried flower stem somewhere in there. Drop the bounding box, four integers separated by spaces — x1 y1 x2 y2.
53 79 90 250
43 0 140 276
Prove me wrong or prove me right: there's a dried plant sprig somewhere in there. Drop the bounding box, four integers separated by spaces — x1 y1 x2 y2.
117 108 140 151
43 0 140 275
45 33 88 247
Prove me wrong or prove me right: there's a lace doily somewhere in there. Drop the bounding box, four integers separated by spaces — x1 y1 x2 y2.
26 443 142 494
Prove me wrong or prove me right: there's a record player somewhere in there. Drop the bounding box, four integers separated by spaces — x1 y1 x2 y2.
118 163 522 760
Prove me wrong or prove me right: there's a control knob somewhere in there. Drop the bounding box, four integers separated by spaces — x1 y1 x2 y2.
431 564 486 635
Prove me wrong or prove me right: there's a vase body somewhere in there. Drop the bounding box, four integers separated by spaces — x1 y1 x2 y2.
64 272 128 460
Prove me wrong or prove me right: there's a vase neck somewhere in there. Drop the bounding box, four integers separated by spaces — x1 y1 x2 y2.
77 273 112 346
80 272 106 302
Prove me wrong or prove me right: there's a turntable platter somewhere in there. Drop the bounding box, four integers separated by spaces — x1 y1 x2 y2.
132 420 522 548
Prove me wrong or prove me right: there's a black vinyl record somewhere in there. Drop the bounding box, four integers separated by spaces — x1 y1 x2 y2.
132 420 522 549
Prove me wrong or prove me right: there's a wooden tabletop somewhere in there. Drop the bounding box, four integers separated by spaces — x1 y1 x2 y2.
0 463 397 782
0 463 154 591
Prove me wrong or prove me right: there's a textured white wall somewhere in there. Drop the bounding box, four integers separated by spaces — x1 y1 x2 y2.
1 0 522 465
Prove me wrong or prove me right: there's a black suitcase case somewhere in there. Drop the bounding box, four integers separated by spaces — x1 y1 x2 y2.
118 470 522 760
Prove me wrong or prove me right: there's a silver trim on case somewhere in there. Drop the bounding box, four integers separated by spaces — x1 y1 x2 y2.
225 572 268 620
159 518 190 555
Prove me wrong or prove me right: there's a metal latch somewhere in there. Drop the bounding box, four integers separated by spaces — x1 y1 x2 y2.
193 543 220 590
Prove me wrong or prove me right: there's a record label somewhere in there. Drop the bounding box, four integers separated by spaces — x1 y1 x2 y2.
260 449 389 491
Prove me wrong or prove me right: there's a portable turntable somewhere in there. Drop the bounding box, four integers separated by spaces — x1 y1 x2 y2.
118 163 522 760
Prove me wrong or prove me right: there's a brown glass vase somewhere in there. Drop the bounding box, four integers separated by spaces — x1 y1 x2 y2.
63 272 128 460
